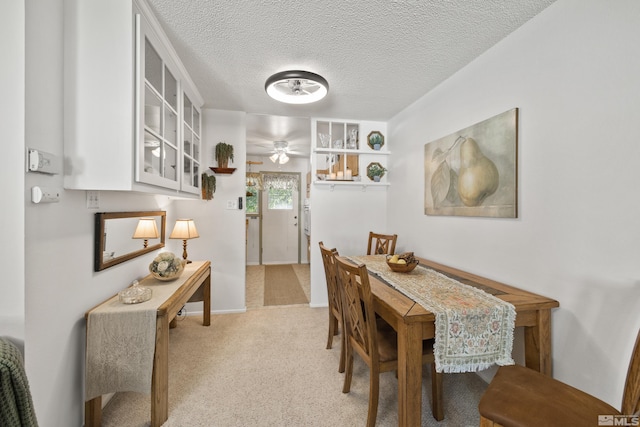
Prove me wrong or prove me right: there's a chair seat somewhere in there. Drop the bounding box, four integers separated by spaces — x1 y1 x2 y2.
479 364 620 427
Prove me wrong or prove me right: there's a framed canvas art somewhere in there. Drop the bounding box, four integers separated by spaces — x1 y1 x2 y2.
424 108 518 218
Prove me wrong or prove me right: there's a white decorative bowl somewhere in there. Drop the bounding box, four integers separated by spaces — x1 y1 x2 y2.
149 253 185 281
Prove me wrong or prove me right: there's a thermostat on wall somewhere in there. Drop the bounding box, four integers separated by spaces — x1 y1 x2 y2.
27 148 61 175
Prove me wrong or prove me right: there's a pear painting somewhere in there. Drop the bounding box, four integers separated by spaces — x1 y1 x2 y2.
424 108 517 218
457 137 499 207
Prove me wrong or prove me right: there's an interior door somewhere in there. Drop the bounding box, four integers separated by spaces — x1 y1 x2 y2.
261 183 299 264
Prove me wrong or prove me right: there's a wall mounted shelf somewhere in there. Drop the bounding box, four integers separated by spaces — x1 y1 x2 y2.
210 167 236 174
313 180 390 191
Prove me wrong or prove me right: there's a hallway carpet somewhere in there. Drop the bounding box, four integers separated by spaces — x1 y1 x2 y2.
263 264 309 306
100 306 487 426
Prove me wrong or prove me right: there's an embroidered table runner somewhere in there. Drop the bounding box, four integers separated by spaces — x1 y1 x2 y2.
349 255 515 373
85 261 204 400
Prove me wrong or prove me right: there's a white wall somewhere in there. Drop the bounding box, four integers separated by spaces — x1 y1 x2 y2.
179 109 247 314
309 121 389 307
388 0 640 409
0 1 26 346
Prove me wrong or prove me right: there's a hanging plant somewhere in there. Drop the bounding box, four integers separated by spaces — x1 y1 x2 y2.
201 173 216 200
215 142 234 168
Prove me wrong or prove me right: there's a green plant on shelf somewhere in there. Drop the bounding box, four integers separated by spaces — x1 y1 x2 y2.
215 142 234 168
369 133 383 146
367 163 387 182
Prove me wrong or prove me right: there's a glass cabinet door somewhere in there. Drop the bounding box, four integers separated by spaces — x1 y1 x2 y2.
135 8 202 194
138 28 180 190
181 92 201 193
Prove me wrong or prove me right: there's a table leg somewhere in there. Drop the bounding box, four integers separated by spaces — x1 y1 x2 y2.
151 314 169 427
84 396 101 427
524 308 552 376
203 273 211 326
397 321 423 427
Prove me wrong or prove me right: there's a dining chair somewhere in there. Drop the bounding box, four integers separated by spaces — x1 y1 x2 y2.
318 242 345 373
478 328 640 427
366 232 398 255
334 255 443 426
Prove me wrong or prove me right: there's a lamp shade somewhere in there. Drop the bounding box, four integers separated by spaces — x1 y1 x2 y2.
169 219 199 240
132 218 159 239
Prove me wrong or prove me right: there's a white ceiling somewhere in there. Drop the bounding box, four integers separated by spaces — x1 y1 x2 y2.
146 0 556 158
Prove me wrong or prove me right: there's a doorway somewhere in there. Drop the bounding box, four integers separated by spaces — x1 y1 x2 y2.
247 172 302 265
246 171 309 308
261 172 300 264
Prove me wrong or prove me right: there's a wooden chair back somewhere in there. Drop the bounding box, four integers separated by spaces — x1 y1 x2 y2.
319 242 346 372
367 231 398 255
334 256 378 366
319 242 341 323
622 329 640 416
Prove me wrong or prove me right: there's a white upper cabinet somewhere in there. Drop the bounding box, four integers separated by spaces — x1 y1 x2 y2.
64 0 203 196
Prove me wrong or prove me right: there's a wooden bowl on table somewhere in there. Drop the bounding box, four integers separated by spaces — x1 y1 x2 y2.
386 253 419 273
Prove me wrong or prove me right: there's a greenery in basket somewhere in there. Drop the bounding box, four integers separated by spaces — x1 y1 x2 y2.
150 252 183 278
215 142 234 168
367 162 387 180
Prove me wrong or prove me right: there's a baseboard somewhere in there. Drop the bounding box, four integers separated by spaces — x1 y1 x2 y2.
184 308 247 317
309 302 329 309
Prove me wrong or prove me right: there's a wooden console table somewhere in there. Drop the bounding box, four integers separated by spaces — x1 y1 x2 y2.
84 260 211 427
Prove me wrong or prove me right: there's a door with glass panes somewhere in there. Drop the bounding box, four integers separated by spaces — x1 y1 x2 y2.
261 175 300 264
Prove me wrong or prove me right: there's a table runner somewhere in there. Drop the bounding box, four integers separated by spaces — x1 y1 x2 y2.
85 261 204 400
349 255 515 373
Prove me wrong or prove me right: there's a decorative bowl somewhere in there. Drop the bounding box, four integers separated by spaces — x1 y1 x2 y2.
149 252 185 281
386 255 419 273
119 282 152 304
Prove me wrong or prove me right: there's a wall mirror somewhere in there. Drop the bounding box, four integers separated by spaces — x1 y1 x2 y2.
94 211 166 271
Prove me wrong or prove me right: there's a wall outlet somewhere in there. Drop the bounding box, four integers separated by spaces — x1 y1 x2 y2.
226 199 236 209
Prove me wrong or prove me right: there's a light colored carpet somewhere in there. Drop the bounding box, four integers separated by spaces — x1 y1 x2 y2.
263 264 309 306
246 264 310 308
100 306 487 426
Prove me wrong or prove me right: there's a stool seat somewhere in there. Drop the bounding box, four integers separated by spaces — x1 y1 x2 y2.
479 364 620 427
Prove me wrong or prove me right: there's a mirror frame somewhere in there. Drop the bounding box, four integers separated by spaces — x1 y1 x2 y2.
94 211 166 271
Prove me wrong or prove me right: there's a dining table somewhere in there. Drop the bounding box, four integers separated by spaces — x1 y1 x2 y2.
358 255 559 427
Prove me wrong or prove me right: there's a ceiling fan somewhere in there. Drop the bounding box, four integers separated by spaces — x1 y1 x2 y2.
270 140 290 164
264 70 329 104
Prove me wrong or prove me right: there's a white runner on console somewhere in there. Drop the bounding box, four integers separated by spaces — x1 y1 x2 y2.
85 261 205 400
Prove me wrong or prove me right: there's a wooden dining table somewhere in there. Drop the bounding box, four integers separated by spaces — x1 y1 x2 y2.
366 256 559 427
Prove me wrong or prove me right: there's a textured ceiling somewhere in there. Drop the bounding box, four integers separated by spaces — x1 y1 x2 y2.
146 0 556 157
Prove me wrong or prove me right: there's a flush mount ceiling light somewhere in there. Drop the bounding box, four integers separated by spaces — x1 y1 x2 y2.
265 70 329 104
269 140 290 164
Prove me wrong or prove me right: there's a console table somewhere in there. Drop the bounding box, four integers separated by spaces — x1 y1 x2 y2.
84 260 211 427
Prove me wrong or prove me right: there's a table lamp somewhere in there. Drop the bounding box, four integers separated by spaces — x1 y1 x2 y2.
132 217 159 248
170 219 199 263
